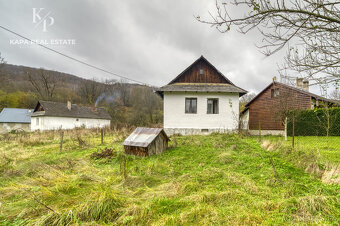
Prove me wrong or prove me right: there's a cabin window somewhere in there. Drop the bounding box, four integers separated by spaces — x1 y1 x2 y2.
36 118 39 126
271 88 280 98
207 98 219 114
185 98 197 114
199 69 204 75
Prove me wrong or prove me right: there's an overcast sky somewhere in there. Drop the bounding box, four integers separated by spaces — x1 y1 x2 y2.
0 0 320 94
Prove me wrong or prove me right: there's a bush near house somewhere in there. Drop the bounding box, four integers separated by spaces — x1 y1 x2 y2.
287 108 340 136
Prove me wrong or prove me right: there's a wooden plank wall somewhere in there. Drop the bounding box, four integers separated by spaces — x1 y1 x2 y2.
171 59 229 84
249 83 311 130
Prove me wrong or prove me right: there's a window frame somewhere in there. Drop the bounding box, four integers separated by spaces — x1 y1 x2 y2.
185 97 197 114
207 98 219 114
271 88 280 98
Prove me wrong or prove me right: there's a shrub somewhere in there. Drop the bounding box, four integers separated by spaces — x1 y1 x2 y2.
287 108 340 136
90 148 116 159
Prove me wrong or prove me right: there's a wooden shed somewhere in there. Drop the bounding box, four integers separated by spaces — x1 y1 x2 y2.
122 127 169 157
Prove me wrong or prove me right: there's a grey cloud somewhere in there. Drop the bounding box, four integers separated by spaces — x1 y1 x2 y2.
0 0 288 93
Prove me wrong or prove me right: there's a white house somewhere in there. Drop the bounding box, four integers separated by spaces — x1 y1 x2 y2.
157 56 247 135
0 108 32 134
31 101 111 131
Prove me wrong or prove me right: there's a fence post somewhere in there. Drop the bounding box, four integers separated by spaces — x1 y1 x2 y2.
292 116 295 149
101 128 104 145
258 121 261 141
60 131 64 152
284 117 288 141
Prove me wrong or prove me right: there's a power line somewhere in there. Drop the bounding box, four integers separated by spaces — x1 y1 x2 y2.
0 25 155 87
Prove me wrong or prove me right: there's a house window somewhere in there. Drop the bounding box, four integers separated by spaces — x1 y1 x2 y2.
185 98 197 114
36 118 39 126
271 88 280 98
199 69 204 75
207 98 219 114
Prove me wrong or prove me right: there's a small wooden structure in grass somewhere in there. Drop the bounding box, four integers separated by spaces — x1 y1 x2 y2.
122 127 169 157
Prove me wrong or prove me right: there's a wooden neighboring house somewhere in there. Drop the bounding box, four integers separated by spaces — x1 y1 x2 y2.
157 56 247 135
123 127 169 157
31 100 111 131
240 79 340 135
0 108 32 134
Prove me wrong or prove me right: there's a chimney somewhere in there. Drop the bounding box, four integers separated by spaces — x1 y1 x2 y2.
302 80 309 92
67 101 71 111
296 78 303 88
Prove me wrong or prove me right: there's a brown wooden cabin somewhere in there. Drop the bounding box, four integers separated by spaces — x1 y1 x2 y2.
122 127 169 157
241 81 339 133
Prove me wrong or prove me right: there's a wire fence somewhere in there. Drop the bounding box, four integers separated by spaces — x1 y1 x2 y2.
286 108 340 151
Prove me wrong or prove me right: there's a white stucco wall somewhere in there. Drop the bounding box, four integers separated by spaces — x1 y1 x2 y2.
240 109 249 130
31 116 110 131
0 123 31 134
163 92 239 134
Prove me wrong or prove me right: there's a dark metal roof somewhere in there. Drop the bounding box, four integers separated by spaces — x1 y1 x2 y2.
0 108 32 123
245 81 340 108
157 83 247 96
122 127 169 147
31 101 111 120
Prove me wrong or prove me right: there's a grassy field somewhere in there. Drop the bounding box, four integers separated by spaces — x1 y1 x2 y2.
257 136 340 164
0 130 339 225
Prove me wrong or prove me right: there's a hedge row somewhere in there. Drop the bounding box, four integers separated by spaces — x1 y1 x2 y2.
287 107 340 136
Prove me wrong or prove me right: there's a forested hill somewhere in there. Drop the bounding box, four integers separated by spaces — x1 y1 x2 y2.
0 63 163 127
0 63 115 95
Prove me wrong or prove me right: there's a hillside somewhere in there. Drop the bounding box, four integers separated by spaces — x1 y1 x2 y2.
0 130 339 225
0 64 90 93
0 64 163 126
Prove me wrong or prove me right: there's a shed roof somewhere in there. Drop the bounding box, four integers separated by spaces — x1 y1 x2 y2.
0 108 32 123
122 127 169 147
31 101 111 120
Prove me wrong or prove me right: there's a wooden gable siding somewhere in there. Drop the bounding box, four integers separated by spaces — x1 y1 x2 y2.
170 58 230 84
249 83 312 130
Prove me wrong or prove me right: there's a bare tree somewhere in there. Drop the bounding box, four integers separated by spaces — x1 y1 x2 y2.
314 100 338 149
116 79 130 106
330 89 340 101
27 68 57 100
271 84 300 141
78 78 104 105
0 52 5 66
129 86 162 125
239 92 256 112
199 0 340 85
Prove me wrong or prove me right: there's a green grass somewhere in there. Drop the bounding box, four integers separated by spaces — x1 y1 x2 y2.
0 130 339 225
257 136 340 163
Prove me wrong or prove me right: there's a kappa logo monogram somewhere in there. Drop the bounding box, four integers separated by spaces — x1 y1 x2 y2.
32 8 54 32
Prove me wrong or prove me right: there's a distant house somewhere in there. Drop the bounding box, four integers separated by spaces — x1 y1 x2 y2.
123 127 169 157
157 56 247 135
31 101 111 131
0 108 32 134
240 79 340 135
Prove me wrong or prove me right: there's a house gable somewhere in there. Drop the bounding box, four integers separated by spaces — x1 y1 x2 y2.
168 56 234 85
246 82 312 130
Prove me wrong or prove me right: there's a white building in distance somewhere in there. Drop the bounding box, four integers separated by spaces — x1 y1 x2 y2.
31 101 111 131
